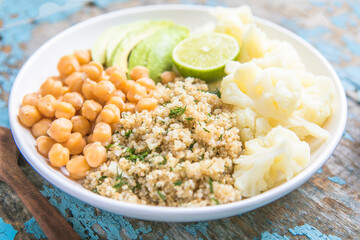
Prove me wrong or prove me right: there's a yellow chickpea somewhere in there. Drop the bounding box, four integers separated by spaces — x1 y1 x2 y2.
71 115 90 136
89 61 104 75
36 95 56 118
64 72 84 93
47 118 73 142
161 71 176 84
109 70 127 89
81 100 102 121
55 101 76 119
61 86 70 96
40 77 63 98
100 104 120 124
106 96 124 111
112 90 126 102
95 113 103 124
62 132 86 155
18 105 41 127
92 122 112 145
85 134 94 144
82 79 97 100
22 93 39 106
105 66 121 75
62 92 84 111
136 77 156 92
81 64 101 82
84 142 106 168
36 136 56 157
74 50 91 65
66 155 91 180
31 119 52 138
48 143 70 168
136 98 158 112
93 80 116 102
57 55 80 77
123 102 136 113
127 83 147 103
129 66 149 80
120 80 135 95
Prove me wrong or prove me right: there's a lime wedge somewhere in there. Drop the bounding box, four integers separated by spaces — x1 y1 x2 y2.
172 32 240 82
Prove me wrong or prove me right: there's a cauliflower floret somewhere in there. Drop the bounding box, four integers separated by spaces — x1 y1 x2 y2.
212 6 253 45
233 126 310 197
239 24 270 62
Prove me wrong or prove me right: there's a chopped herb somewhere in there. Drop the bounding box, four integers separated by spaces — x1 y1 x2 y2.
159 155 167 165
211 197 219 205
165 84 170 89
207 113 211 117
199 88 221 98
207 163 214 169
126 147 135 154
155 146 161 153
199 154 204 160
194 99 199 103
169 105 187 118
125 148 151 162
121 112 128 118
170 167 174 172
155 185 166 201
105 143 115 150
98 176 108 183
124 130 133 138
92 188 99 194
114 130 120 134
185 117 194 124
132 182 141 193
188 141 197 150
174 180 182 186
226 127 232 131
203 127 210 133
218 134 223 141
113 171 127 191
209 178 214 193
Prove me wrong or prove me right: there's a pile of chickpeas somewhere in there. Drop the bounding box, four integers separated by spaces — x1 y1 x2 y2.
18 49 174 180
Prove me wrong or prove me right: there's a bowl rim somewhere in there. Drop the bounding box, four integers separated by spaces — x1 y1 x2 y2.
8 4 347 221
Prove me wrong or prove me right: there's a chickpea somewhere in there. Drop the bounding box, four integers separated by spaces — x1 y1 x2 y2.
85 134 94 144
82 79 97 100
136 98 158 112
161 71 176 84
136 77 156 92
22 93 39 106
126 83 147 103
66 155 91 179
48 143 70 168
47 118 73 142
93 80 116 102
120 79 135 94
123 102 136 113
62 92 84 111
62 132 86 155
18 105 41 127
105 66 122 75
112 90 126 102
36 95 56 118
84 142 106 168
101 104 120 124
89 61 104 76
106 96 124 111
71 116 90 136
40 77 63 98
92 122 112 145
55 101 76 119
81 100 102 121
64 72 84 93
57 55 80 77
31 119 52 138
81 64 101 82
61 86 70 96
36 136 56 157
129 66 149 80
109 70 127 89
95 113 103 124
74 50 91 65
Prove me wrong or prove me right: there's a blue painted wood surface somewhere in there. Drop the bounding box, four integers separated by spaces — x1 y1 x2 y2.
0 0 359 239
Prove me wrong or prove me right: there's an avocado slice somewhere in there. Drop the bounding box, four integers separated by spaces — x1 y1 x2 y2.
91 25 123 64
109 21 174 70
128 25 189 82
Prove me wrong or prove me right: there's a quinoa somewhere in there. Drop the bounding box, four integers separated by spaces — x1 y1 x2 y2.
83 77 243 206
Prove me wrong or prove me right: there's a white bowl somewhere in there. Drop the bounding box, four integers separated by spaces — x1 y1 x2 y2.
8 5 347 222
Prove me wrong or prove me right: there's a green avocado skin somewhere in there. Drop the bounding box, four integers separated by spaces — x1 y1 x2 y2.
128 25 189 82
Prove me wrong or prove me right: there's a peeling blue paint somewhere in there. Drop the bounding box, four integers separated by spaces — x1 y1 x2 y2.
183 222 209 239
24 217 46 239
327 176 346 185
0 218 17 240
342 35 360 56
289 224 342 240
261 231 289 240
24 185 152 239
317 168 323 174
330 13 355 28
342 131 354 142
